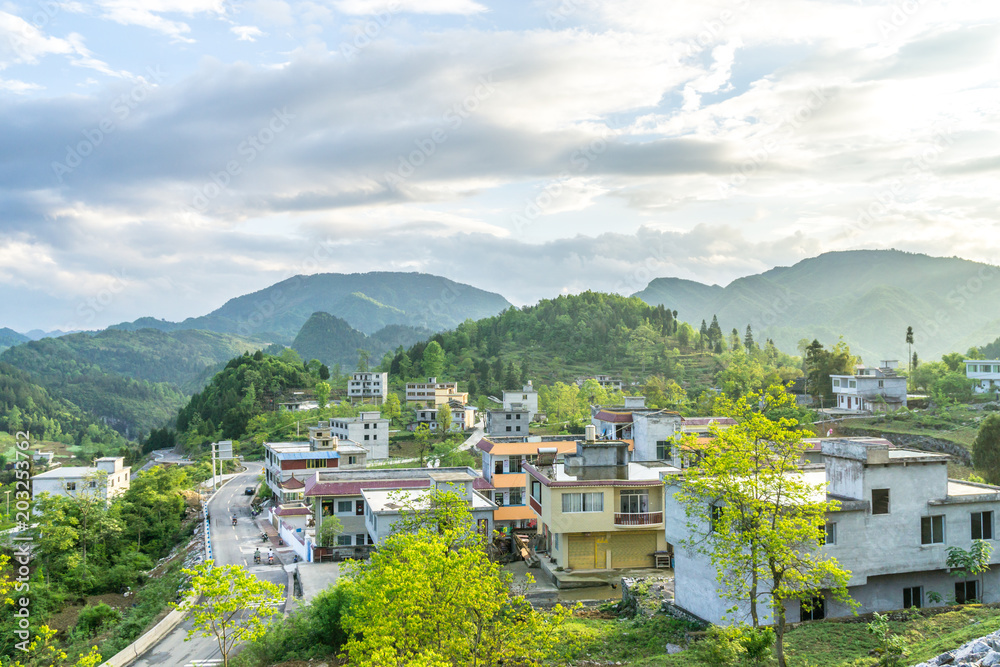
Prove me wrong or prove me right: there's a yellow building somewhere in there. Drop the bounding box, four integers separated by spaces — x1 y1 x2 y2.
405 377 469 406
525 430 681 571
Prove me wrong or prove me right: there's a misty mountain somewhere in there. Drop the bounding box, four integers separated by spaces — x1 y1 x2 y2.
634 249 1000 363
110 272 512 341
291 312 433 369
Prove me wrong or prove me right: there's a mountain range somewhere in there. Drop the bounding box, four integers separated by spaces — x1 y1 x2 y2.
633 249 1000 363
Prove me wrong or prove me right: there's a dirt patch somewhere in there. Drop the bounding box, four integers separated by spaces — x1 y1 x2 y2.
45 593 135 633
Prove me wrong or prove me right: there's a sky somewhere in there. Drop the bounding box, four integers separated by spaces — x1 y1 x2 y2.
0 0 999 332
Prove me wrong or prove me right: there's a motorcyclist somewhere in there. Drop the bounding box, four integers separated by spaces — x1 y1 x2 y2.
267 549 274 564
232 514 237 525
254 548 261 564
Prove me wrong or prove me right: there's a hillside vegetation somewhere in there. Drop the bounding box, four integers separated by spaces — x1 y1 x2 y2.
635 249 1000 363
291 311 432 369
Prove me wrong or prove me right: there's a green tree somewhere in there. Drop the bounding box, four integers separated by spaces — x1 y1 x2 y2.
437 403 452 436
946 540 993 603
744 324 755 353
357 349 371 372
974 413 1000 484
906 326 914 374
675 388 855 667
804 339 856 404
422 341 446 379
382 393 402 422
413 424 434 466
177 561 284 667
340 492 570 666
941 352 965 373
314 381 331 409
318 516 345 547
318 364 330 380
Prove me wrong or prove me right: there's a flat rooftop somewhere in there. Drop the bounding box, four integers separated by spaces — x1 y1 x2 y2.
362 487 496 513
528 461 680 486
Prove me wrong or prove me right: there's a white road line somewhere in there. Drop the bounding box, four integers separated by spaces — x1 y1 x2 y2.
185 660 222 666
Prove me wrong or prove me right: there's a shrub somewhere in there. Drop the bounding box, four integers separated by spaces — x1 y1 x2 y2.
739 626 775 666
76 603 122 635
696 625 743 667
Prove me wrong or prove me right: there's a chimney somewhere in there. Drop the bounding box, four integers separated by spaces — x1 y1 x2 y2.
585 424 596 442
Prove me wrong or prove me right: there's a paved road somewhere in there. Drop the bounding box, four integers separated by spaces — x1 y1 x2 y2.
138 449 195 473
133 462 287 667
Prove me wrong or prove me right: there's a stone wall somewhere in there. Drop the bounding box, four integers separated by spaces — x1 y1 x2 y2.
911 629 1000 666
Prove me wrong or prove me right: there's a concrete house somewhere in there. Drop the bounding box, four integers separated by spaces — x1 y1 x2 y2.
348 372 388 404
31 457 131 503
665 438 1000 625
405 377 469 406
264 433 368 503
831 361 907 412
328 412 390 460
304 466 495 559
410 401 478 433
476 435 584 531
965 360 1000 394
525 426 680 570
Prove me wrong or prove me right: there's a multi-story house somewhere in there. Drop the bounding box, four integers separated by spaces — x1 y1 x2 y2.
264 435 367 503
476 435 585 531
830 361 907 412
485 407 532 436
664 438 1000 625
405 377 469 406
965 360 1000 394
503 382 539 415
577 374 624 392
327 411 390 460
348 372 388 404
31 457 131 503
524 426 679 570
362 470 496 545
303 466 494 558
411 401 479 433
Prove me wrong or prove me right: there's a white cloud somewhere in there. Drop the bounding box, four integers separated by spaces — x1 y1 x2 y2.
231 25 265 41
332 0 487 15
92 0 228 41
0 77 43 92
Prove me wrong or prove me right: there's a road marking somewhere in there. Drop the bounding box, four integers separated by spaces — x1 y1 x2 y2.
185 660 222 666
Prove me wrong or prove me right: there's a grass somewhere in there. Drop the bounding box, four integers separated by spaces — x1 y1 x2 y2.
840 404 988 451
545 606 1000 666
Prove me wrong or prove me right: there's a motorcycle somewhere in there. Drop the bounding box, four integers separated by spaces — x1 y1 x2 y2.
268 555 274 565
232 517 238 526
253 552 261 565
260 533 269 542
292 554 299 563
277 537 284 546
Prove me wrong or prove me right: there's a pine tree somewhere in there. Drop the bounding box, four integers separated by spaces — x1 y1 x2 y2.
744 324 755 353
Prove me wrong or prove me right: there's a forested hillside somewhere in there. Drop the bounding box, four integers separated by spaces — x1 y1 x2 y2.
291 312 432 369
635 250 1000 362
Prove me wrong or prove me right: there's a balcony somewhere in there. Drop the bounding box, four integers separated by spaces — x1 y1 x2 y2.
614 512 663 526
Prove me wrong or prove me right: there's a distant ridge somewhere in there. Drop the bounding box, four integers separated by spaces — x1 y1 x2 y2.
110 271 513 341
634 249 1000 362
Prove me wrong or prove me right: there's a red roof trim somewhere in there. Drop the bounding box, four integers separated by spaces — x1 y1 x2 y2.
475 438 494 453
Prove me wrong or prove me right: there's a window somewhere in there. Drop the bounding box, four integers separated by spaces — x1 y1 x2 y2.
955 580 979 604
800 596 825 621
506 413 512 420
903 586 922 609
336 500 353 515
66 482 76 491
824 522 837 546
495 459 505 474
495 492 504 506
336 535 352 546
833 379 840 387
516 413 521 420
515 426 522 432
87 480 98 488
554 533 559 551
849 380 857 388
356 500 365 516
872 489 890 514
348 456 357 465
656 440 669 460
561 492 603 513
509 489 524 505
355 534 365 545
710 505 724 532
620 491 649 514
878 380 884 388
530 480 542 502
972 511 994 540
921 515 944 544
506 426 512 432
364 435 370 441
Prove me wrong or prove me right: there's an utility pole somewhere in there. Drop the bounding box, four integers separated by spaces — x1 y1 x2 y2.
211 442 218 493
4 489 10 517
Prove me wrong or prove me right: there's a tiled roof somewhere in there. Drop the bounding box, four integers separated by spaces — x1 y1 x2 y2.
593 410 634 423
681 417 737 426
473 477 495 491
274 505 312 517
280 476 305 489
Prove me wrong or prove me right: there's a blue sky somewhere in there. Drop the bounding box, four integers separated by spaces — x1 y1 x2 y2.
1 0 999 331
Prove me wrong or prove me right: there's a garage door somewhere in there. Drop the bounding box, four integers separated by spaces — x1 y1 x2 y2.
568 535 596 570
610 531 657 569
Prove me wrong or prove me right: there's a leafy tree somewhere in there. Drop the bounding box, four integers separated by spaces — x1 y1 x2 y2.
422 341 445 379
744 325 755 353
912 351 919 370
675 388 855 667
933 372 974 404
357 349 371 372
804 339 856 404
318 363 330 380
906 326 914 374
314 381 331 409
381 393 402 422
340 491 570 666
437 403 452 436
177 561 284 667
0 625 103 667
867 612 905 667
279 348 303 367
413 424 434 466
318 516 345 547
941 352 965 373
946 540 993 603
974 414 1000 485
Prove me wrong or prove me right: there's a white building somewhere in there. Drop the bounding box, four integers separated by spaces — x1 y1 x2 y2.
363 470 496 545
503 382 538 415
264 434 368 503
965 360 1000 394
329 411 390 460
410 402 478 433
831 361 908 412
348 372 388 404
405 377 468 405
31 457 131 503
665 438 1000 625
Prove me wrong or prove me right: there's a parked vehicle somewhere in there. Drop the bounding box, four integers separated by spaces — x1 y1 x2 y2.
244 486 255 496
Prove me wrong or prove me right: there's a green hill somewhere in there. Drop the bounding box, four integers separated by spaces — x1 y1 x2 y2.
634 250 1000 362
291 312 432 369
111 272 512 340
